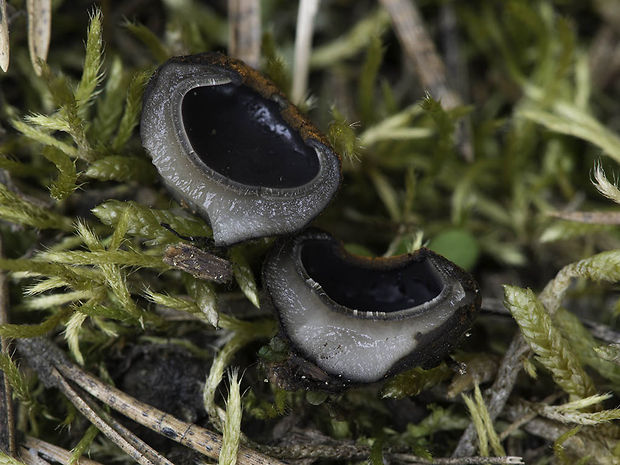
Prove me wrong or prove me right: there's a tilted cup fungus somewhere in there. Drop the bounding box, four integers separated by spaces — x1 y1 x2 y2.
262 230 480 391
140 53 341 246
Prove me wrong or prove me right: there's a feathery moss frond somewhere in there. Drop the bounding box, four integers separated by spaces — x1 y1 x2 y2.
204 334 252 426
0 154 32 176
359 35 384 125
11 118 78 157
474 383 505 456
92 56 126 143
381 364 451 399
0 183 73 230
521 86 620 164
261 32 290 94
23 290 93 311
84 155 156 183
310 8 390 68
112 70 150 151
41 147 79 200
144 290 199 315
539 221 613 243
462 390 488 456
554 426 583 465
327 107 359 162
65 311 87 365
0 452 28 465
75 8 104 111
554 308 620 387
36 249 169 270
124 20 169 63
219 369 242 465
503 285 595 398
229 246 260 309
69 424 99 465
592 162 620 204
0 258 103 289
92 199 211 244
0 308 70 338
540 250 620 315
184 276 219 328
0 353 35 407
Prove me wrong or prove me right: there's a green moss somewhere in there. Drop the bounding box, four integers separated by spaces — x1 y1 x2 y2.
0 2 620 464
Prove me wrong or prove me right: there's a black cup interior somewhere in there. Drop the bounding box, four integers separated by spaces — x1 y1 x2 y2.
300 240 443 313
182 83 320 188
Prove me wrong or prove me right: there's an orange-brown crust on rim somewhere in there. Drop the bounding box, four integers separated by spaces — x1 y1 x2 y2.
168 52 337 158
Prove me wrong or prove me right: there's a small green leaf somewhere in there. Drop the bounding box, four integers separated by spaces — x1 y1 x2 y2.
124 20 170 63
305 391 328 406
358 35 384 125
229 246 260 308
429 229 479 270
261 32 290 94
84 155 156 183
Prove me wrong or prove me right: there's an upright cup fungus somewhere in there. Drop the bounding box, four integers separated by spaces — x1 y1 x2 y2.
141 53 341 246
263 230 480 391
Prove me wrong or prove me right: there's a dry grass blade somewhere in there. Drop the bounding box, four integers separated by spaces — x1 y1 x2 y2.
228 0 261 68
377 0 472 161
22 436 104 465
549 210 620 224
27 0 51 76
50 367 172 465
292 0 320 104
378 0 458 109
16 339 286 465
0 0 8 72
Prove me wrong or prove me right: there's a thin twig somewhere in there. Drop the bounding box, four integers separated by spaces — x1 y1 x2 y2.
292 0 320 104
378 0 458 109
22 436 104 465
0 0 9 72
49 366 172 465
228 0 261 68
260 440 522 464
499 394 562 442
16 338 286 465
0 236 16 456
549 210 620 224
391 455 523 465
378 0 472 161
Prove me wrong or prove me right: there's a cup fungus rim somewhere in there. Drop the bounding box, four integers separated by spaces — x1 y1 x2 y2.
291 230 463 321
262 229 482 389
153 53 340 198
